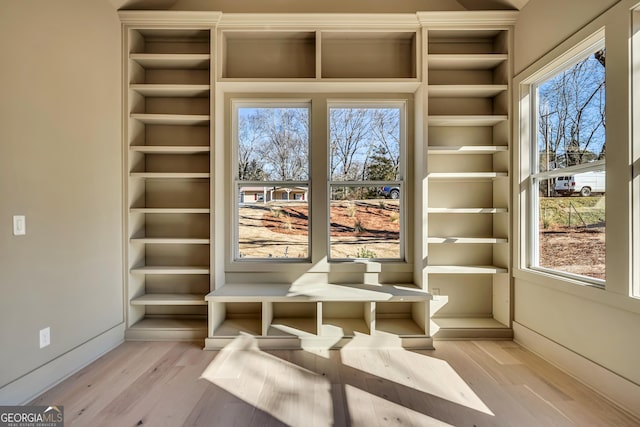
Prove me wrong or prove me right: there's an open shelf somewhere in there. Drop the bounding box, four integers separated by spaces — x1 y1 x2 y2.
130 237 210 244
131 293 207 305
130 84 210 97
130 113 210 126
222 31 316 79
428 237 508 244
130 208 210 214
129 172 210 179
131 266 210 275
428 172 508 180
130 53 211 69
428 85 507 98
428 115 508 126
130 146 210 154
428 54 508 70
321 31 417 79
426 265 508 274
427 207 507 214
126 317 208 341
428 146 507 155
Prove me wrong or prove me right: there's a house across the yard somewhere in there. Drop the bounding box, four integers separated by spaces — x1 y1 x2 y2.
240 186 307 203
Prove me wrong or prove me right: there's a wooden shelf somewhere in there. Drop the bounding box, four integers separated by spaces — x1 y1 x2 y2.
428 237 508 244
130 237 210 244
428 172 508 180
428 85 508 98
428 54 508 70
130 53 210 69
130 208 210 214
126 317 207 341
130 146 210 154
376 318 425 336
427 207 508 214
427 265 508 274
428 115 508 126
432 317 512 339
131 266 210 275
213 318 262 336
428 146 508 155
321 318 370 337
131 293 207 305
129 172 210 179
130 84 210 97
130 113 210 125
206 283 431 303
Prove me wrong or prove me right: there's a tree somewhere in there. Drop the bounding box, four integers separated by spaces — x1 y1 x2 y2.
237 107 309 181
538 49 606 171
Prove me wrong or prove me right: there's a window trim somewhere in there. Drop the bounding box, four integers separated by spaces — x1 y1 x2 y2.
228 95 412 268
519 31 607 288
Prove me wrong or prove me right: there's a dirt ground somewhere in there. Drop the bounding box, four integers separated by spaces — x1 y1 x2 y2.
539 227 605 280
238 200 400 259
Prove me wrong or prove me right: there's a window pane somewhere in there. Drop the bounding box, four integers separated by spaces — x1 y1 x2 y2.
329 186 401 259
534 48 606 281
238 185 309 259
537 178 605 280
329 107 400 181
238 107 309 181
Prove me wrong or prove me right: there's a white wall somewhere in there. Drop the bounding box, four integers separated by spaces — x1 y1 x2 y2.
513 0 640 415
0 0 123 403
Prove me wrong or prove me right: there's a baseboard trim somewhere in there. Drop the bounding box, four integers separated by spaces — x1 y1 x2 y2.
513 321 640 420
0 323 125 405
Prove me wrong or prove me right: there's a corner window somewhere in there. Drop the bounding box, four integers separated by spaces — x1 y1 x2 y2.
529 40 606 283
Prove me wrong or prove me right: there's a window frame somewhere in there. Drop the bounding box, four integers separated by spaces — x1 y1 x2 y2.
229 95 411 267
326 100 407 262
521 32 607 288
232 99 312 262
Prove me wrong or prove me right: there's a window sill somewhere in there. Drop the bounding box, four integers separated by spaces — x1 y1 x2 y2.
513 267 640 316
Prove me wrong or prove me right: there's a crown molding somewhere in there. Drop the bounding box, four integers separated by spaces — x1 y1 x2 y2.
118 10 222 26
218 13 420 30
417 11 518 27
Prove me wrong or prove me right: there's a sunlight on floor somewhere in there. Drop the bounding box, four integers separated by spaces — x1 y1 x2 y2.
200 335 494 425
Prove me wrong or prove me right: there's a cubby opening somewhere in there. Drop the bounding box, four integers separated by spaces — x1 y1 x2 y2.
321 31 417 79
213 302 262 336
268 302 318 337
129 29 211 55
130 152 210 174
133 180 210 209
222 31 316 79
321 302 371 337
375 302 426 336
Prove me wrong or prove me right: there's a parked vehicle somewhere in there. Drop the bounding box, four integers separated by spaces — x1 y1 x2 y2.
554 171 605 196
379 186 400 199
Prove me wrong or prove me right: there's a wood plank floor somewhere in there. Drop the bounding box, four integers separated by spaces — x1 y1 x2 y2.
31 338 639 426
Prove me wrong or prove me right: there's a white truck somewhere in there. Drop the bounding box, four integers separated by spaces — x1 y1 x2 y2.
554 171 605 196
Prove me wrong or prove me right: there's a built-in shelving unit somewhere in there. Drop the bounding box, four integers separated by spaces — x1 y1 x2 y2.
205 283 431 349
426 26 512 339
220 30 418 81
121 13 218 342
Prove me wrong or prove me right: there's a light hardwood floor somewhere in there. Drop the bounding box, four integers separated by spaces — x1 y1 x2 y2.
31 338 639 426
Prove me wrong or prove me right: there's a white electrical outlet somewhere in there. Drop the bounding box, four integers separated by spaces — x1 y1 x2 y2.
13 215 26 236
39 327 50 348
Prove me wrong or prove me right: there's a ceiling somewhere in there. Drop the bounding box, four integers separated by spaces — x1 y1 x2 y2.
111 0 530 12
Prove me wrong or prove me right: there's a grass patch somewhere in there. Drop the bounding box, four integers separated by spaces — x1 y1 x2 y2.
540 196 605 228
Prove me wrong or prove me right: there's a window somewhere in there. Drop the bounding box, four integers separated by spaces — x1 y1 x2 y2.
234 102 310 260
233 98 406 262
529 40 606 283
328 103 404 260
